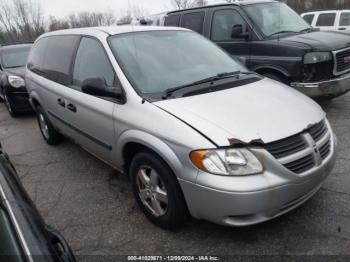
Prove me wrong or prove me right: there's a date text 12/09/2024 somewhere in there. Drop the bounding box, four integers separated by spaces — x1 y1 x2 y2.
127 256 220 261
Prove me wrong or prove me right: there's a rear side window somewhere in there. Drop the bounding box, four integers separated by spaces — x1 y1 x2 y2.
72 37 114 89
211 9 248 41
316 13 336 26
340 12 350 26
303 14 314 25
181 12 205 33
42 36 80 86
164 14 181 26
27 38 50 75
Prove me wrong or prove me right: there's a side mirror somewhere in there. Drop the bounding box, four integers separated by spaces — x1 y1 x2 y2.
231 24 250 40
81 78 124 100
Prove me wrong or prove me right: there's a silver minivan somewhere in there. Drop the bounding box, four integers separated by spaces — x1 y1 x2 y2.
25 26 336 228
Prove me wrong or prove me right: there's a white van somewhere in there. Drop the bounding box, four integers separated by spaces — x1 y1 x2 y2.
302 10 350 31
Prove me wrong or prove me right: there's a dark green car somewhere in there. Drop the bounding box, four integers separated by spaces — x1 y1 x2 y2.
0 143 75 262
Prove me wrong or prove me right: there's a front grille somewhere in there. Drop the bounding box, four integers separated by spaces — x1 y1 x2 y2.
264 135 306 159
264 120 331 175
335 48 350 74
283 154 315 174
309 120 327 142
319 139 331 160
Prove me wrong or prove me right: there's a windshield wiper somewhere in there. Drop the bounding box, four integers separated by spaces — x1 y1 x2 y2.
4 65 24 69
299 27 313 33
163 71 251 99
268 30 299 38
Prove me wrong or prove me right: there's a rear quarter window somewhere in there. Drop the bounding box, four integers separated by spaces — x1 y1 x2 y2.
181 11 205 33
27 38 50 75
316 13 336 27
42 35 80 86
164 14 181 26
303 14 315 25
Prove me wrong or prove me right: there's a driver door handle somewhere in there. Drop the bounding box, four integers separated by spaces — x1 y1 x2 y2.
67 103 77 112
57 98 65 107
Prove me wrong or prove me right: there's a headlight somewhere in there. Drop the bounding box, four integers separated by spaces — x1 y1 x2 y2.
190 148 263 176
8 75 25 88
304 52 332 64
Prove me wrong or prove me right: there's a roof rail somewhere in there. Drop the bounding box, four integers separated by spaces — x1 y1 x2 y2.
0 42 33 47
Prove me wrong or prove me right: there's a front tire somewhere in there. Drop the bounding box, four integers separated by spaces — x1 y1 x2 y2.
36 106 62 145
130 151 188 229
4 93 18 117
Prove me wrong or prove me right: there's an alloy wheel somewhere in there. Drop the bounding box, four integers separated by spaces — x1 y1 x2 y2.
136 165 168 217
38 113 50 140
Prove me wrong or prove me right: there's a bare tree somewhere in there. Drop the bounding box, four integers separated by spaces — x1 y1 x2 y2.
172 0 208 10
0 0 44 43
67 10 117 28
48 16 70 31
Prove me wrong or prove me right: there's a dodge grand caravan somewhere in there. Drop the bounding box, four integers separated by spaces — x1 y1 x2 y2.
26 26 336 228
164 1 350 99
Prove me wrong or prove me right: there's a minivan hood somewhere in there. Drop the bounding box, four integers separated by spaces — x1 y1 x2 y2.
154 78 325 147
281 31 350 51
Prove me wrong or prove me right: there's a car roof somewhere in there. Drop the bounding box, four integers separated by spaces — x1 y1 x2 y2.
167 0 278 14
40 26 190 39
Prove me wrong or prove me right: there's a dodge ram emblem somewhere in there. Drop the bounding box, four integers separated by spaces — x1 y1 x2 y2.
344 56 350 64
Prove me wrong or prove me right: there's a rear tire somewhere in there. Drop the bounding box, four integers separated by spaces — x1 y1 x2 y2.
36 106 62 145
130 151 188 229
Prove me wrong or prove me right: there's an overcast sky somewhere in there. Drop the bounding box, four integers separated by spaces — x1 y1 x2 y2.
36 0 226 18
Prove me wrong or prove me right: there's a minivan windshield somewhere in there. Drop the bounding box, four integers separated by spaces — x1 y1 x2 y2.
244 3 311 38
1 47 31 69
109 30 247 94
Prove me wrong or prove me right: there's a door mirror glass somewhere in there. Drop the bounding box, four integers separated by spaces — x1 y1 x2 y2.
81 77 123 100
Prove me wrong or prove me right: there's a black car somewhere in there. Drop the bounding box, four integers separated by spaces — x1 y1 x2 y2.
164 0 350 99
0 44 32 117
0 143 75 262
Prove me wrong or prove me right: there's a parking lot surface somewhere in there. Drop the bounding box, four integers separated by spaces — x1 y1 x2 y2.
0 94 350 258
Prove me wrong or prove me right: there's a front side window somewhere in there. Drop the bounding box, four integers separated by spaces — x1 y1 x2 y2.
72 37 115 89
303 14 315 25
181 12 205 33
1 47 31 69
42 36 80 86
316 13 336 27
109 31 246 94
244 3 311 37
211 9 248 41
340 12 350 26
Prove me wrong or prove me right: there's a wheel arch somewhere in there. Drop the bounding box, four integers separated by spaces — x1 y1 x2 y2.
253 65 291 78
28 91 41 111
117 130 184 178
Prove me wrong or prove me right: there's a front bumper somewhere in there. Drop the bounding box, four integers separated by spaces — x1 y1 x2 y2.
291 73 350 98
179 133 336 227
7 90 32 112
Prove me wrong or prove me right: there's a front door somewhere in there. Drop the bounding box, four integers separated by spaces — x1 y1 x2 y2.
65 37 116 163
